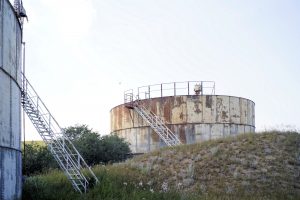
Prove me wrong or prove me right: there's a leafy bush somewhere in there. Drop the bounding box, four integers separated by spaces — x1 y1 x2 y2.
66 124 132 165
22 124 132 175
22 143 58 175
98 134 132 164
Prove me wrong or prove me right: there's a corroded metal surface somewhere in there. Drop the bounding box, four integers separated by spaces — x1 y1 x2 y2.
111 95 255 153
0 0 22 199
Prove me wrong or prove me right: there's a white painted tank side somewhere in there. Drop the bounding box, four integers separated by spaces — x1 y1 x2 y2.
0 0 22 199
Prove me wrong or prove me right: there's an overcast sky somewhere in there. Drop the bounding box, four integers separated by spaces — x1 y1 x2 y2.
18 0 300 140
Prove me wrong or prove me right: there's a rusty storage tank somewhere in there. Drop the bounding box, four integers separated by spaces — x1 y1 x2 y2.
110 81 255 154
0 0 23 199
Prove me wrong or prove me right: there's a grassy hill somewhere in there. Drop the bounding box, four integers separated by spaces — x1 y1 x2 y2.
23 131 300 200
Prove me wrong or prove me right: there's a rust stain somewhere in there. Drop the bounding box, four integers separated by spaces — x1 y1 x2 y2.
179 125 186 143
206 96 212 108
216 98 222 122
194 101 201 114
222 111 228 119
163 98 171 122
174 96 186 108
150 99 157 113
179 112 184 120
175 96 183 106
117 107 122 130
151 129 160 142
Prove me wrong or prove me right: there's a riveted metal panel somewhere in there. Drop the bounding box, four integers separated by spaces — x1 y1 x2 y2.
123 107 133 128
223 124 230 137
202 95 216 123
124 128 137 153
238 125 245 134
229 97 240 124
245 125 251 133
216 96 230 123
3 0 17 80
230 124 238 135
0 73 11 146
251 102 255 126
2 150 17 200
211 124 224 140
171 96 187 123
11 82 21 149
240 98 248 124
136 128 149 153
186 96 203 123
247 101 253 126
194 124 210 142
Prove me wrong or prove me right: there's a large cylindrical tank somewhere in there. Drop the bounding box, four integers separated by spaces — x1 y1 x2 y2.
0 0 22 199
111 83 255 154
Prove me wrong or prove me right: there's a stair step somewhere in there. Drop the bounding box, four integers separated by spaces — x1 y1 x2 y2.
133 106 181 147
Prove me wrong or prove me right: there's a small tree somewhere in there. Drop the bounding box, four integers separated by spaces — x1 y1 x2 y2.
100 134 131 164
66 124 132 165
73 131 103 165
64 124 92 141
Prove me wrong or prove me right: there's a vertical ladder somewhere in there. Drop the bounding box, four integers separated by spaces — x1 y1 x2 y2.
124 91 181 147
21 74 99 193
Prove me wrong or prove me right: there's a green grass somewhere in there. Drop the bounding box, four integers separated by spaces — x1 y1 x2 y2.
23 166 185 200
23 131 300 200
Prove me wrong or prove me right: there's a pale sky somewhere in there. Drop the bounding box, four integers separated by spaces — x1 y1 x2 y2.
18 0 300 140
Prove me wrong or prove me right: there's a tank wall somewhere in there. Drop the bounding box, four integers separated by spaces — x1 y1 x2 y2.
111 95 255 154
0 0 22 199
111 95 255 132
115 124 255 153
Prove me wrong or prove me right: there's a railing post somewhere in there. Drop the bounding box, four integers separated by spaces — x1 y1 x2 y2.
174 82 176 96
201 81 203 95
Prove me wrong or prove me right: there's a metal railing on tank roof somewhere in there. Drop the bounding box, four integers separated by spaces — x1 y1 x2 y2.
125 81 215 102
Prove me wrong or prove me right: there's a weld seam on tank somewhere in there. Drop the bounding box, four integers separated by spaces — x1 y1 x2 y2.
111 123 256 132
0 146 22 153
112 126 255 132
0 67 22 90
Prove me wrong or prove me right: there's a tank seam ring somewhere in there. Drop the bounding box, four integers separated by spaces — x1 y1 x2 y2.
111 123 256 132
0 66 22 91
0 145 22 153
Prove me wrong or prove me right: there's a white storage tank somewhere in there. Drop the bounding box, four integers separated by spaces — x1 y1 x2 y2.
0 0 23 199
110 81 255 153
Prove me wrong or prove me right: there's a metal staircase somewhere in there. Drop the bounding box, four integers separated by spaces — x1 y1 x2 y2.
124 92 181 147
21 74 99 193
